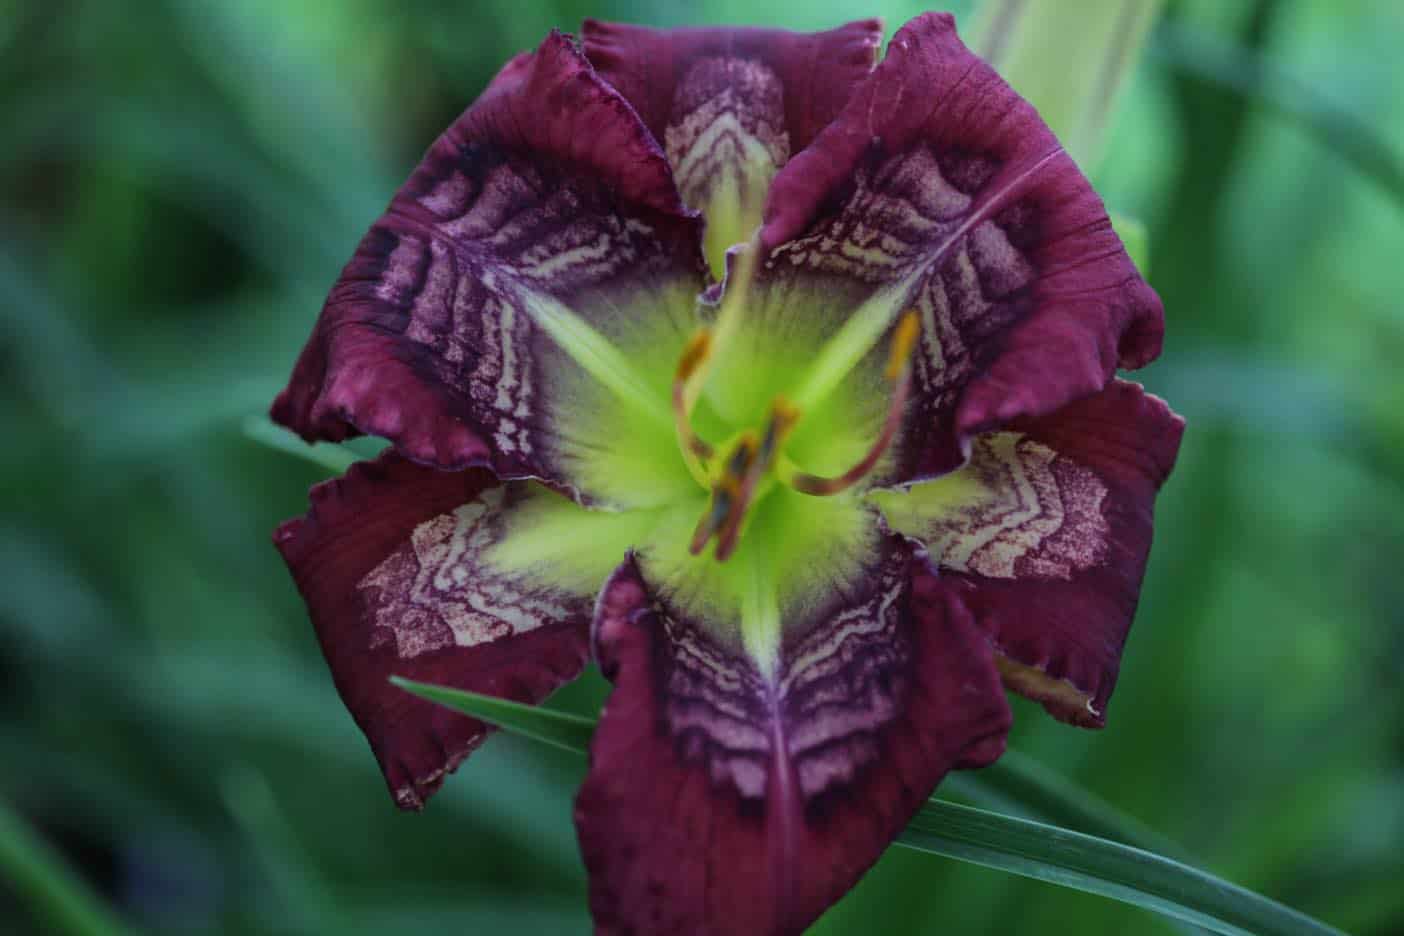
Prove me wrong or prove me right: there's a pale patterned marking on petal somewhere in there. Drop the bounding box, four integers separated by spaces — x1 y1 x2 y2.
517 231 614 280
417 170 474 218
665 57 790 214
695 134 1057 492
504 216 657 288
403 239 456 345
415 162 666 293
778 555 910 799
744 146 1039 434
925 433 1110 580
641 545 914 803
777 570 904 699
656 613 773 799
907 231 1032 417
369 158 692 489
356 491 574 659
766 147 1037 307
768 149 975 280
436 161 538 243
484 299 534 457
280 65 706 500
374 235 430 307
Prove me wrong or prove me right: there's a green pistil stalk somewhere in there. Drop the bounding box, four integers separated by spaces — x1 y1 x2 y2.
701 241 758 388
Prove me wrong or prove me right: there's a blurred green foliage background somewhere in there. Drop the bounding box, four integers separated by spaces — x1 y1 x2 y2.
2 0 1401 933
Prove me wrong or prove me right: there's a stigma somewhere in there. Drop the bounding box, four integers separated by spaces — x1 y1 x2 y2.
674 310 922 562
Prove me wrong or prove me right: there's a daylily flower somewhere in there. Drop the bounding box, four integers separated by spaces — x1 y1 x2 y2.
272 12 1184 934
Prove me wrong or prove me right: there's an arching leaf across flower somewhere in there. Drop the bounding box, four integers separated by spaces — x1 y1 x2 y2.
273 14 1183 934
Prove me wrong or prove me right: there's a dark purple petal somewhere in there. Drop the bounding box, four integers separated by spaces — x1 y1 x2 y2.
582 19 882 157
272 32 707 500
582 19 881 273
883 380 1184 725
575 546 1010 935
753 12 1162 484
274 453 591 809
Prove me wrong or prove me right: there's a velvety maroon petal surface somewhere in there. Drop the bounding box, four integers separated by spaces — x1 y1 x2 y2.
272 32 707 496
274 453 591 809
754 12 1163 483
582 19 881 274
575 546 1010 935
886 380 1184 725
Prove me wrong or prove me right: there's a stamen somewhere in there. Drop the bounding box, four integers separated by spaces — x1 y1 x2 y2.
758 398 802 464
715 401 801 561
677 329 714 386
786 310 921 497
725 432 759 479
689 487 734 555
673 329 715 488
690 434 755 556
885 307 923 380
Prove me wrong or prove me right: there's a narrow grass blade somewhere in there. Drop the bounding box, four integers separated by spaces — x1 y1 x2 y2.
0 797 136 936
949 749 1186 859
390 677 596 755
943 755 1208 936
896 799 1344 936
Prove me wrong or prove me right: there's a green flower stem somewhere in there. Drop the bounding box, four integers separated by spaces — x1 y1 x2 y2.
968 0 1164 172
0 797 136 936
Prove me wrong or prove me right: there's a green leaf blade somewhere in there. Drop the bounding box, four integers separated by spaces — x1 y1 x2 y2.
389 677 596 756
897 800 1345 936
947 749 1187 860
